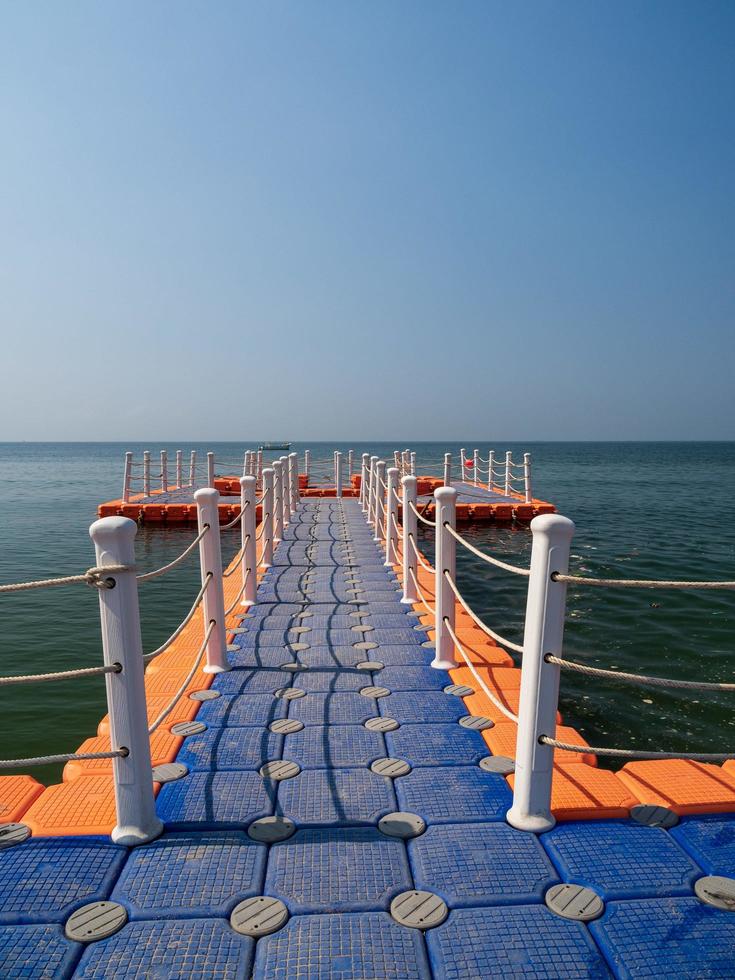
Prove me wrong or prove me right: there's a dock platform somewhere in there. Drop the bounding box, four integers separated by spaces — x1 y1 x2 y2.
2 456 735 977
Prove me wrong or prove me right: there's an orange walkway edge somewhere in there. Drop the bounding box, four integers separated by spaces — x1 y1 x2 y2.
0 775 45 823
617 760 735 814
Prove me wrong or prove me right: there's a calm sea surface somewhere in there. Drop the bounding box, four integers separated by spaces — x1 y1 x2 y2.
1 441 734 782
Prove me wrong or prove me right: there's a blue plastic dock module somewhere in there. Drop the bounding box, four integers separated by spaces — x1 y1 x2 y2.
74 918 254 979
283 724 386 769
0 838 127 925
253 911 431 980
542 820 702 900
410 822 559 908
589 897 735 979
111 831 266 920
670 813 735 875
0 924 81 979
265 828 411 914
275 767 398 827
426 905 610 979
157 771 276 829
386 723 488 767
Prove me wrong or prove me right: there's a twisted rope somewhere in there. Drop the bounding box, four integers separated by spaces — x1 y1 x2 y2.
444 619 519 723
220 505 246 531
546 655 735 691
407 533 434 573
0 749 127 770
143 574 212 663
409 567 435 615
256 519 267 540
0 663 121 686
444 524 530 577
0 565 130 593
148 620 215 733
390 513 404 539
408 500 436 527
553 572 735 590
223 535 250 578
137 526 209 582
224 568 251 617
540 736 735 761
443 570 524 654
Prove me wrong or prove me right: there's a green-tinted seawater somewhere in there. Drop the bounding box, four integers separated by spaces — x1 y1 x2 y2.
1 441 734 783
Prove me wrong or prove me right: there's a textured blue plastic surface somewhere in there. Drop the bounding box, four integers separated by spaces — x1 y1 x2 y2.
74 918 254 979
295 668 368 692
275 768 397 826
0 838 127 925
427 905 611 980
378 666 450 690
157 772 276 828
265 828 411 913
396 767 512 824
175 728 283 771
380 691 468 723
0 924 81 979
111 831 266 919
253 911 431 980
671 814 735 876
287 692 377 726
196 694 287 727
542 820 701 900
214 669 292 693
283 725 386 770
386 724 488 767
589 897 735 979
410 822 558 908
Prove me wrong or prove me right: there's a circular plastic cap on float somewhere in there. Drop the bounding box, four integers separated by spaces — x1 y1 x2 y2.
390 890 448 930
545 884 604 922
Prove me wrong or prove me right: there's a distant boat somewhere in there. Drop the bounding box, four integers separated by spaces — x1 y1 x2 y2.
259 442 291 451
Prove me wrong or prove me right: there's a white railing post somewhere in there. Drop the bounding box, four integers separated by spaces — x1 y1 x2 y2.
273 460 284 542
348 449 354 480
488 450 495 492
160 451 168 494
432 486 457 670
507 514 575 833
443 452 452 487
240 476 257 606
257 449 263 484
242 452 249 478
393 450 401 471
189 451 196 488
304 450 311 486
401 476 418 604
281 455 291 525
261 467 274 567
368 456 379 529
524 453 532 504
122 452 133 503
385 466 399 567
143 451 151 497
504 451 512 496
410 451 416 475
460 448 466 475
473 449 479 486
89 516 163 846
335 451 343 498
360 453 369 510
207 452 215 489
175 450 182 490
194 488 229 674
374 460 386 543
289 453 299 512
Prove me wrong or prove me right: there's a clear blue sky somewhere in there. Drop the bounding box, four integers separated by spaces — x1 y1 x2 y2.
1 1 733 441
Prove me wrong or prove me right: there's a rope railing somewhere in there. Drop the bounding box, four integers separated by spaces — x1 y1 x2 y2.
148 620 215 734
136 525 210 582
408 500 436 527
444 523 530 577
408 567 435 616
552 572 735 590
407 533 434 573
222 535 250 578
224 568 251 617
444 618 519 723
443 570 524 654
545 655 735 692
539 735 735 762
390 513 403 539
143 573 213 663
0 663 121 686
220 506 246 531
0 565 129 594
0 748 128 770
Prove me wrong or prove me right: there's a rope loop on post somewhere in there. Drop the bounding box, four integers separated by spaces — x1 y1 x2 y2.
0 663 121 686
0 565 132 594
408 500 436 527
443 570 524 654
